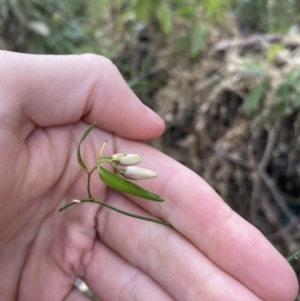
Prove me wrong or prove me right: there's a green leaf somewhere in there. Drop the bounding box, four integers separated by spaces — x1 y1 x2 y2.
203 0 229 20
98 166 164 202
275 69 300 116
175 4 196 19
190 25 206 59
244 81 266 115
135 0 155 22
267 43 283 62
157 3 173 34
77 122 96 171
236 63 267 76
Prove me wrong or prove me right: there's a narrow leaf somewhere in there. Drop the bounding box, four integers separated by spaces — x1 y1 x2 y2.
275 69 300 116
79 122 96 143
157 3 173 34
98 166 164 202
77 122 96 171
135 0 154 22
190 25 206 59
175 4 195 18
267 43 283 62
244 81 266 115
236 63 266 76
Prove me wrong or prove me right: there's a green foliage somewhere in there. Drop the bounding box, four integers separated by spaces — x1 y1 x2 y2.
176 23 207 59
131 0 233 27
102 0 222 60
267 43 283 62
202 0 232 21
98 167 164 202
266 0 300 32
190 24 206 59
236 63 267 77
234 0 268 33
2 0 300 55
275 69 300 117
175 3 198 18
134 0 157 22
244 81 267 116
77 122 96 172
237 62 269 117
0 0 91 53
121 0 198 35
60 123 171 227
233 0 300 33
157 3 173 34
2 0 300 118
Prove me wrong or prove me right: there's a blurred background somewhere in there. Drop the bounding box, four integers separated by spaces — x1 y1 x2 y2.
1 0 300 299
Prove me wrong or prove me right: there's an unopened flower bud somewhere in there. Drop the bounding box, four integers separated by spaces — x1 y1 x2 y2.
125 166 157 180
118 154 142 166
111 153 126 160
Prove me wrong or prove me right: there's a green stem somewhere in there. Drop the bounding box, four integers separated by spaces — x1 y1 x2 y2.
87 166 98 199
59 199 172 227
90 198 172 227
59 201 78 212
287 250 300 262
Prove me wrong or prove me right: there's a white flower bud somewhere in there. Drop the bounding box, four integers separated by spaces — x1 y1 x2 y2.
118 154 142 166
111 153 126 160
28 21 51 36
124 166 157 180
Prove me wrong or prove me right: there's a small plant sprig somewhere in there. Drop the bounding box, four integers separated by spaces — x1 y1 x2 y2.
59 122 171 227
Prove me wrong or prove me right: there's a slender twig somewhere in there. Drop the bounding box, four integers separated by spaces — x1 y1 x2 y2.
258 170 296 222
207 121 297 224
267 218 298 240
258 119 282 171
255 120 298 225
207 140 253 169
127 68 158 88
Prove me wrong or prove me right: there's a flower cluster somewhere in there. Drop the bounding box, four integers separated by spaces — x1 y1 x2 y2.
60 122 171 227
110 153 157 180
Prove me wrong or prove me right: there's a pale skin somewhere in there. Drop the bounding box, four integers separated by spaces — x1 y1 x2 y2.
0 50 298 301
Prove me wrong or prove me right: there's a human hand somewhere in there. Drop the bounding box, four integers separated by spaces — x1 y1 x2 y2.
0 51 298 301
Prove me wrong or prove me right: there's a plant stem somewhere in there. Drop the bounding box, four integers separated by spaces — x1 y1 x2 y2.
89 199 172 227
87 166 97 199
59 201 78 212
287 250 300 262
59 198 172 227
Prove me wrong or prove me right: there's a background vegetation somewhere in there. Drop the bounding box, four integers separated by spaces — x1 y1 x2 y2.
1 0 300 299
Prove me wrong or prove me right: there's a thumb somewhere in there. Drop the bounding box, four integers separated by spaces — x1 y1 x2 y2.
0 51 164 140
